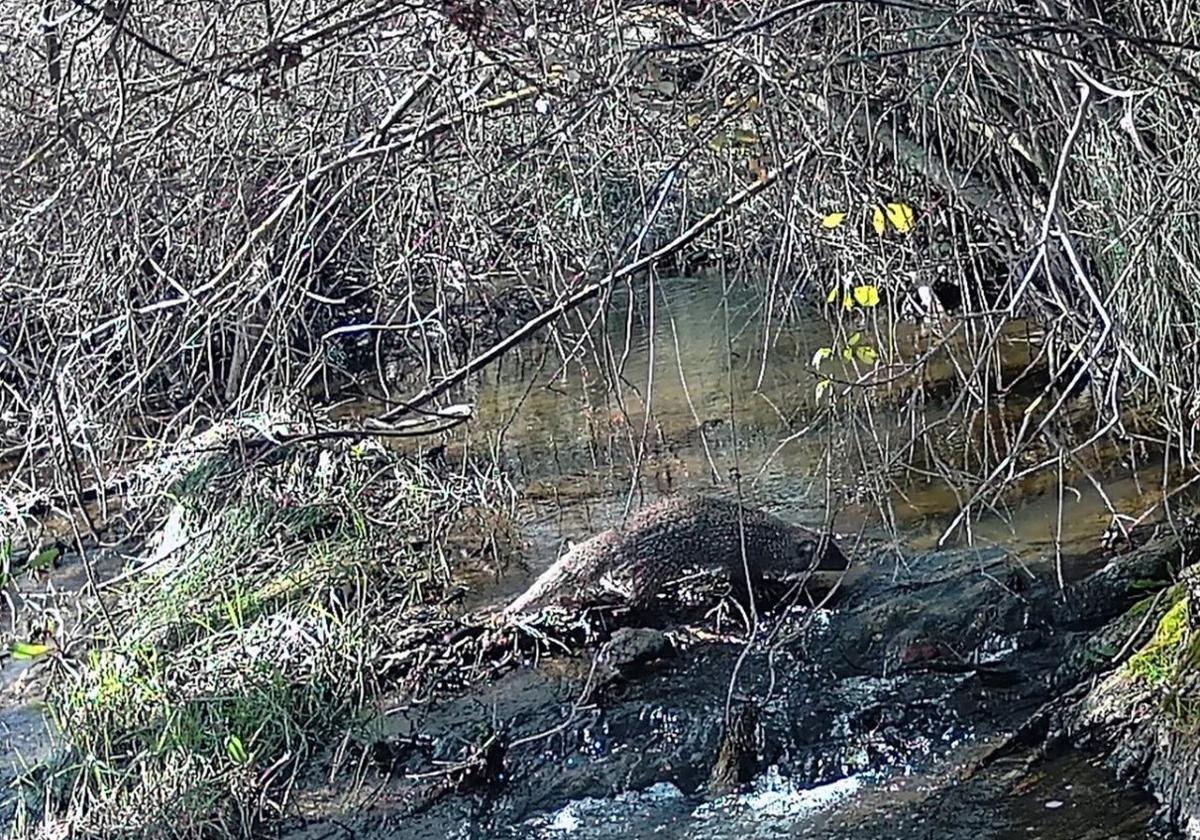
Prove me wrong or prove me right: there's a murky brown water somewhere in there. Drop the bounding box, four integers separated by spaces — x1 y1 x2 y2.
428 277 1167 607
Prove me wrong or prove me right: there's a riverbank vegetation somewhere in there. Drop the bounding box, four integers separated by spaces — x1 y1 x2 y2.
2 0 1200 836
7 434 515 836
1 0 1196 464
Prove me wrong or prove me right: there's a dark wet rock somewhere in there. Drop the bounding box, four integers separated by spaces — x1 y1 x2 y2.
1048 535 1180 632
814 747 1169 840
1046 541 1200 838
707 702 760 795
600 627 674 676
279 534 1192 839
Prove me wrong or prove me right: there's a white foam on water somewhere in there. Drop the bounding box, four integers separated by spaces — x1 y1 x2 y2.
523 769 866 837
694 766 863 823
526 781 685 837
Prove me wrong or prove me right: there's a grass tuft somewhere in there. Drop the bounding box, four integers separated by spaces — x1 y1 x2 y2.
9 440 509 839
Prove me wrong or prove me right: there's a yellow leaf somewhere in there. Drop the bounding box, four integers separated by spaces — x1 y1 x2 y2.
722 91 742 108
685 114 701 130
708 134 729 152
745 95 761 111
885 202 916 233
815 378 831 400
853 285 880 307
820 212 847 229
730 129 759 146
855 345 879 364
826 287 839 303
872 206 886 235
848 332 862 346
811 347 833 368
842 293 855 311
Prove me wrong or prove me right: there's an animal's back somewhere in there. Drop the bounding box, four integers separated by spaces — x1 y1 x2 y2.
504 494 845 615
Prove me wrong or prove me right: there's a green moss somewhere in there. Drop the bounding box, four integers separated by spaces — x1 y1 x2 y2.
1127 597 1190 686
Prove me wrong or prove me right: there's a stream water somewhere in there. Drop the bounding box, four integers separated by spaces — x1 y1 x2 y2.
455 276 1158 603
411 276 1176 839
1 276 1181 838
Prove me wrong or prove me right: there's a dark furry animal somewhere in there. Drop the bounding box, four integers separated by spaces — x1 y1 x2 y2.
505 495 847 615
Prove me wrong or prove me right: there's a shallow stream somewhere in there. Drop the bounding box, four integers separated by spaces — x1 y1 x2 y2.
457 277 1158 603
0 277 1181 838
374 277 1177 839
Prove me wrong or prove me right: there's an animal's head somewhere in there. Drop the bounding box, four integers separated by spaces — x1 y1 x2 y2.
798 537 848 572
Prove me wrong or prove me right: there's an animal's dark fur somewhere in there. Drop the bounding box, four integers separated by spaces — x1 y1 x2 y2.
505 495 847 615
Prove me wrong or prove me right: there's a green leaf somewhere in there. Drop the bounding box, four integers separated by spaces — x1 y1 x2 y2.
815 378 831 401
10 641 52 660
29 547 60 571
855 345 879 364
848 332 862 347
226 734 249 765
811 347 833 368
841 347 854 361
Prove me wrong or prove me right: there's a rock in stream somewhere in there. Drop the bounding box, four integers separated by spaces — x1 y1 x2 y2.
280 534 1185 839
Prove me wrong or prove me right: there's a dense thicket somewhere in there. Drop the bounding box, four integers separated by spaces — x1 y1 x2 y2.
2 0 1198 500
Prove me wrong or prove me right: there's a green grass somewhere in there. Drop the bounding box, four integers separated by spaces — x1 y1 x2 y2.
8 440 507 839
